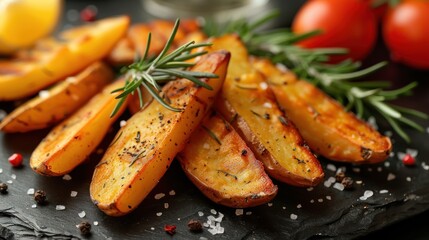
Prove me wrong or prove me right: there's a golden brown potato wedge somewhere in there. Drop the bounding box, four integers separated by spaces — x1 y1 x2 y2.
30 79 128 176
252 58 392 163
90 51 230 216
0 16 129 101
210 35 324 187
0 62 113 133
178 111 277 208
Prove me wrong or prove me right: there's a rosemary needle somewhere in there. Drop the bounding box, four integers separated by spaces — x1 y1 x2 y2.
110 19 218 117
203 11 428 142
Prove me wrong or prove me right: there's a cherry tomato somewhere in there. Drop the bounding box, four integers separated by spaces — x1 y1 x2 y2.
383 0 429 69
292 0 377 62
364 0 388 20
402 153 415 166
8 153 23 167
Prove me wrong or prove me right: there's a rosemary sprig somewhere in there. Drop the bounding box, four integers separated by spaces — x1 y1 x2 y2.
203 12 428 142
110 19 218 117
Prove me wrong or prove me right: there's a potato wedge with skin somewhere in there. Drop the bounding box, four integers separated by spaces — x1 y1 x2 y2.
178 111 277 208
0 62 113 133
0 16 129 101
90 51 230 216
252 58 392 163
30 79 128 176
210 35 324 187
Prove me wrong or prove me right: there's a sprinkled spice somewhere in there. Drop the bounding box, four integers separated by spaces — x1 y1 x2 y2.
187 219 203 232
0 182 8 194
402 153 415 166
335 171 346 182
341 177 354 190
8 153 23 167
164 225 176 235
77 221 91 235
34 190 47 204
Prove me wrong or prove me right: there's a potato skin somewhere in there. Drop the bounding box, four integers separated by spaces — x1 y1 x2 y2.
0 62 113 133
30 79 127 176
0 16 129 101
178 111 277 208
252 57 392 164
90 51 230 216
210 34 324 187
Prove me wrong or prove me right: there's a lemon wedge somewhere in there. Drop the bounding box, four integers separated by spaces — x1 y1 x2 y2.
0 0 62 54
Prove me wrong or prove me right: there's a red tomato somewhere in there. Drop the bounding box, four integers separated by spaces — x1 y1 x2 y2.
383 0 429 69
292 0 377 62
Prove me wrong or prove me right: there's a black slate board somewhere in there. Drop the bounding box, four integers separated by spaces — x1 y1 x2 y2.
1 1 429 239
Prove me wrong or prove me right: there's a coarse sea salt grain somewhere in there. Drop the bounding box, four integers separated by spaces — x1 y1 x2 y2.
387 173 396 181
263 102 272 108
7 180 12 184
120 120 127 127
27 188 35 195
267 202 273 207
56 205 66 211
150 227 155 230
164 203 169 209
39 90 50 99
78 211 86 218
290 214 298 220
297 204 302 209
377 167 383 172
259 82 268 90
210 209 217 215
246 211 252 215
359 190 374 201
379 189 389 194
384 161 391 167
326 164 336 172
326 196 332 200
0 109 7 120
356 180 363 185
235 209 244 216
169 190 176 196
406 148 418 158
62 174 72 181
154 193 165 200
93 221 99 226
310 199 315 203
156 212 162 216
11 174 16 180
422 162 429 171
367 116 378 130
324 177 336 188
31 204 37 209
384 131 393 137
406 177 412 182
318 198 324 203
352 167 361 173
307 187 314 192
389 152 395 158
0 168 3 174
333 183 345 191
70 191 78 197
198 211 204 217
397 152 406 161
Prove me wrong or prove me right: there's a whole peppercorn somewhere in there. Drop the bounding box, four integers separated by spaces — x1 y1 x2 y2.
341 177 354 190
0 182 8 194
335 171 346 182
34 190 47 204
77 221 91 235
187 219 203 232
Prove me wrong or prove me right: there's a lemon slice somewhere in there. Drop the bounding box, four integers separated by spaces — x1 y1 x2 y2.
0 0 62 54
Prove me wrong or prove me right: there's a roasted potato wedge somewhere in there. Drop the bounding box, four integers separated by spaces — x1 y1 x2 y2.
0 62 113 133
90 51 230 216
0 16 129 101
178 111 277 208
252 58 392 163
210 35 324 187
30 79 128 176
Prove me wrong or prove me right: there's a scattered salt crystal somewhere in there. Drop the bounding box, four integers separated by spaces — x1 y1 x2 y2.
214 212 224 222
367 167 373 172
78 211 86 218
324 177 336 188
27 188 35 195
235 209 244 216
263 102 272 108
379 189 389 194
70 191 78 197
326 196 332 200
207 228 219 235
356 180 363 185
164 203 169 209
389 152 395 158
56 205 66 211
310 199 315 203
296 204 302 209
405 194 419 201
259 82 268 90
200 237 209 240
156 212 162 216
203 143 210 149
333 183 345 191
198 211 204 217
0 168 2 174
307 187 314 192
39 90 50 99
62 174 72 181
290 214 298 220
318 198 323 203
384 131 393 137
367 116 378 130
11 174 16 180
406 177 412 182
120 120 127 127
352 167 361 173
276 63 288 72
93 221 99 226
359 190 374 201
150 227 155 230
31 204 37 209
0 109 6 120
267 202 273 207
377 167 383 172
210 209 217 215
154 193 165 200
422 162 429 170
336 166 346 174
387 173 396 181
384 161 391 167
246 211 252 215
6 180 12 184
406 148 418 158
169 190 176 196
397 152 406 161
426 127 429 134
178 218 181 221
326 164 336 172
66 9 79 22
203 223 209 228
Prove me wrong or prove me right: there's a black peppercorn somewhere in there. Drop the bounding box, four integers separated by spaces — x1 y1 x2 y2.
0 182 8 194
77 221 91 235
34 190 47 204
341 177 354 190
335 171 346 182
187 219 203 232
